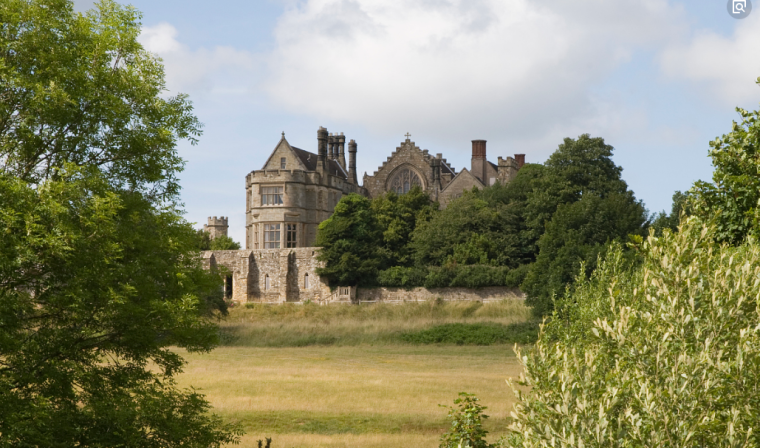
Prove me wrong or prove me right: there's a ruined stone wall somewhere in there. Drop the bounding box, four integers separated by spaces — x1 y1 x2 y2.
357 286 524 303
203 248 332 303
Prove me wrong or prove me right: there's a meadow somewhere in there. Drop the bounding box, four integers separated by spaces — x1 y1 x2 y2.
176 300 533 447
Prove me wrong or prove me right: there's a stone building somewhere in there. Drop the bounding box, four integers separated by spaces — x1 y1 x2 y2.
245 128 367 250
202 127 526 303
203 216 228 239
362 135 525 207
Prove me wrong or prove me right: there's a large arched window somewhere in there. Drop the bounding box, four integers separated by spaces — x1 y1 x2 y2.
387 166 423 194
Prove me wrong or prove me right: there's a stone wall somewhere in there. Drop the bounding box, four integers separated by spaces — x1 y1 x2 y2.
357 286 524 303
203 248 332 304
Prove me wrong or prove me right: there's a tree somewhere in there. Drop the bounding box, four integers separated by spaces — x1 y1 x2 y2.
650 190 688 236
315 194 382 286
411 189 523 268
690 97 760 245
506 220 760 448
371 185 436 268
197 230 242 250
0 1 239 445
521 135 648 316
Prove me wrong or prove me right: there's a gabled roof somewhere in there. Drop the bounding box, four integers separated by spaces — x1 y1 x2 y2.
440 167 484 193
260 136 348 179
291 146 347 179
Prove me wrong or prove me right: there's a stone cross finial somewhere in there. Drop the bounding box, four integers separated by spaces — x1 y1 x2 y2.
405 132 411 140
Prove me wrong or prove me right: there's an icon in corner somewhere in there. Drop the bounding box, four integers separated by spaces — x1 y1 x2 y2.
728 0 752 18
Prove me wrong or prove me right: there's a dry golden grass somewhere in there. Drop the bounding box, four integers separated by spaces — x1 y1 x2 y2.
176 345 525 448
220 299 534 347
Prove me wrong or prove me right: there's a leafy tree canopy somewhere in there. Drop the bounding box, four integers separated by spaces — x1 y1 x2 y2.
371 185 436 268
521 135 648 315
691 96 760 245
315 194 382 286
0 0 239 445
197 230 242 250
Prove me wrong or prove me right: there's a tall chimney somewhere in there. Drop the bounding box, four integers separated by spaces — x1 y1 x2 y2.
348 139 358 185
317 127 328 173
471 140 487 183
337 133 346 169
328 133 336 160
515 154 525 169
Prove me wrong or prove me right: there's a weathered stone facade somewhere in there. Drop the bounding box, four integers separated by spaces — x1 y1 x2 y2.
203 248 334 303
362 136 456 200
201 129 528 304
246 129 367 250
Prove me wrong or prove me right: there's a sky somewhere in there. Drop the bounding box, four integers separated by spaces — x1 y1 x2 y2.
74 0 760 244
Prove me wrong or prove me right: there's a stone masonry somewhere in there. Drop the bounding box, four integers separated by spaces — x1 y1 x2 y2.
201 128 528 304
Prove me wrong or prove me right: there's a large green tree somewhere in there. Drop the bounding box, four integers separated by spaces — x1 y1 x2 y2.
315 194 382 286
0 0 239 445
521 135 648 316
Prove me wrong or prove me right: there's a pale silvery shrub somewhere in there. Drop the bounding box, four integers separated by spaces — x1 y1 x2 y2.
505 218 760 447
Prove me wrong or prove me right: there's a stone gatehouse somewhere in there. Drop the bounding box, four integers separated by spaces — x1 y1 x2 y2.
203 127 526 303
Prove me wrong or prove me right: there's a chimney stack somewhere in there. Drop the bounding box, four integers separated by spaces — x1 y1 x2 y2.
348 139 358 185
337 133 346 169
515 154 525 169
317 127 328 173
471 140 487 183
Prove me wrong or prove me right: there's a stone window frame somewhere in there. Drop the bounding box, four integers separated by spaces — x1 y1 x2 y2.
304 273 309 289
263 223 281 249
285 223 297 248
280 157 286 169
261 185 284 206
264 274 270 290
386 164 425 194
253 224 259 249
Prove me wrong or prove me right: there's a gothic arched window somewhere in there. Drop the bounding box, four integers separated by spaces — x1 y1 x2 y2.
388 167 422 194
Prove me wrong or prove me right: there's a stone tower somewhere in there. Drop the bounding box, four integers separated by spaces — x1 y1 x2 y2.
204 216 229 239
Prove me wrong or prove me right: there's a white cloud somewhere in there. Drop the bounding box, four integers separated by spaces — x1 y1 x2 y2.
138 23 259 97
263 0 687 151
660 14 760 106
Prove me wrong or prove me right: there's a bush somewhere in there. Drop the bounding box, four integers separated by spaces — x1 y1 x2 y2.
506 220 760 447
440 393 493 448
400 322 538 345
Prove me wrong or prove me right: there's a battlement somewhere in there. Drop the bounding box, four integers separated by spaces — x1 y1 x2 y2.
207 216 228 226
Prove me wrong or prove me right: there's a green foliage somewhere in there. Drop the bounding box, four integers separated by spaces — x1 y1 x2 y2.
401 322 539 345
316 194 382 286
196 230 241 250
0 0 200 198
506 220 760 447
650 190 688 236
691 95 760 245
521 135 648 316
0 0 239 445
372 185 436 267
412 190 523 268
440 393 493 448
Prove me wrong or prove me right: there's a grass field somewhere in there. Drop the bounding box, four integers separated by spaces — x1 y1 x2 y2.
176 300 532 447
219 299 535 347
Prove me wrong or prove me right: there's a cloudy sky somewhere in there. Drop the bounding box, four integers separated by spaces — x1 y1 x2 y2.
76 0 760 244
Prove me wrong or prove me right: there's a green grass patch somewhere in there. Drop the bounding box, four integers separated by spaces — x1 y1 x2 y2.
219 299 535 347
400 321 539 345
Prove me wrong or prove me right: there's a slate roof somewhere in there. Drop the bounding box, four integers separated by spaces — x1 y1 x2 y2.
291 146 348 179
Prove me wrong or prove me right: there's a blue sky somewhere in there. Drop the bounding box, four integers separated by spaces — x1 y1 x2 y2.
76 0 760 244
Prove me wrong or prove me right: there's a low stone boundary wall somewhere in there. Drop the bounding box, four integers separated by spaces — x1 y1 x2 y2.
356 286 523 303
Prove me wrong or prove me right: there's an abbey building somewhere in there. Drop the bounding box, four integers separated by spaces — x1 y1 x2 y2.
202 127 525 303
